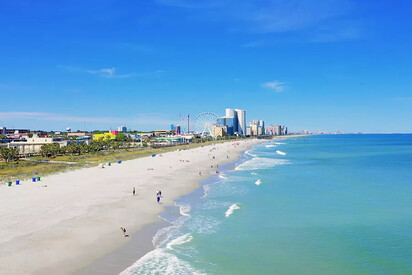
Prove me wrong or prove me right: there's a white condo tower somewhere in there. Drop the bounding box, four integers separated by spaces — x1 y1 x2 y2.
235 109 246 136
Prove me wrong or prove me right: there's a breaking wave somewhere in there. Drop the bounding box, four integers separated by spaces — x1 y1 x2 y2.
225 203 240 217
120 248 205 275
166 233 193 250
245 150 257 157
236 157 289 171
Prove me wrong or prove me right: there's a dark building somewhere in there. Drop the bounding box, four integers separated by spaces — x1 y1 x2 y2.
0 127 30 135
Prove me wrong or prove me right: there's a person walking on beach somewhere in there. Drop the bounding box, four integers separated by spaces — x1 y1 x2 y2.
120 227 126 237
133 187 135 196
157 196 161 203
159 190 162 197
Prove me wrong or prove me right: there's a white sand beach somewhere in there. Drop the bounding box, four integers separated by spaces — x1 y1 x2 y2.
0 139 263 274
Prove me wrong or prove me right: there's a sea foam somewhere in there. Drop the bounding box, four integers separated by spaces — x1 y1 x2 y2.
180 204 191 217
225 203 240 217
202 184 210 198
276 150 287 155
265 144 276 148
120 248 205 275
255 179 262 185
166 233 193 250
245 150 257 157
218 173 228 181
236 157 289 171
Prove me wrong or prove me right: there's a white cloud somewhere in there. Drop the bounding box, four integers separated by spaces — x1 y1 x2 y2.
262 81 285 93
60 65 164 79
61 66 130 78
87 67 116 78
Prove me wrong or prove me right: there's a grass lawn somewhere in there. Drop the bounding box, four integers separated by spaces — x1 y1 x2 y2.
0 138 242 182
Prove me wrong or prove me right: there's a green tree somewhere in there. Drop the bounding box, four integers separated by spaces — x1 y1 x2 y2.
40 144 51 157
67 143 81 155
50 143 60 157
59 145 68 155
0 147 19 162
115 133 126 141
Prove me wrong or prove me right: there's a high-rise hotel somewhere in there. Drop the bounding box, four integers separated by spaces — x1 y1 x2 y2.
217 108 246 136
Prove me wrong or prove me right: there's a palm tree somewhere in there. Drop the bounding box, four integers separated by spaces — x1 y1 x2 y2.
40 144 50 157
0 147 19 162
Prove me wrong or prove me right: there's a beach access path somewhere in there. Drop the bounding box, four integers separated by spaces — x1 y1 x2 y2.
0 139 264 275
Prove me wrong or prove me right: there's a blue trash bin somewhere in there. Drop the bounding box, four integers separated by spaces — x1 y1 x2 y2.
32 177 36 182
16 180 20 185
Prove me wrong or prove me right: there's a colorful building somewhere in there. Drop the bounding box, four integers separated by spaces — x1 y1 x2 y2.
93 132 117 141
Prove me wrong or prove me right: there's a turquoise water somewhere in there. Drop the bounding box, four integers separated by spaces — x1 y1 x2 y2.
122 135 412 274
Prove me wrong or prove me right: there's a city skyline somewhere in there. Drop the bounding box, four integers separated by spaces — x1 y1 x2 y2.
1 1 411 133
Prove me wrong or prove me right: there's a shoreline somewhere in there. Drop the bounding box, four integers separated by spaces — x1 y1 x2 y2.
0 138 266 274
76 147 251 275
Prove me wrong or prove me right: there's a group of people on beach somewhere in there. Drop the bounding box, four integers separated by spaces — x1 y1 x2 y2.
131 187 162 202
156 190 162 203
121 144 234 237
122 188 163 237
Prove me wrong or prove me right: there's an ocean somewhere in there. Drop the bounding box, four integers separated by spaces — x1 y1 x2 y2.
121 134 412 274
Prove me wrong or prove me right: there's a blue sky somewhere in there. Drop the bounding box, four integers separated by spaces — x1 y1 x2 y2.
0 0 411 133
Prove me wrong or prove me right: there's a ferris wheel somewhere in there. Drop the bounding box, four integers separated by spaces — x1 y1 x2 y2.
192 112 219 136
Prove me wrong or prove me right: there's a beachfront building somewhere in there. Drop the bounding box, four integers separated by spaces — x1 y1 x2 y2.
275 125 282 135
265 125 287 136
245 119 265 136
246 125 252 136
250 121 259 136
235 109 246 136
5 137 67 155
259 120 265 134
212 124 226 137
154 130 172 136
93 131 117 141
170 124 181 135
117 126 127 132
0 127 30 135
216 108 246 136
217 109 238 135
265 126 276 135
